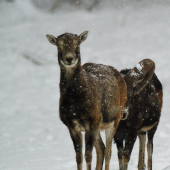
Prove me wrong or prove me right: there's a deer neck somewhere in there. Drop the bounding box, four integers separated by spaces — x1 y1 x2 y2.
60 64 86 95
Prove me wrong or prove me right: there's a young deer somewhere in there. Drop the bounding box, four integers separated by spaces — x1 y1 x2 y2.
114 59 163 170
46 31 151 170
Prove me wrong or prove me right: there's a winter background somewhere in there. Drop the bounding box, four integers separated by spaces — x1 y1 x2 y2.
1 0 170 169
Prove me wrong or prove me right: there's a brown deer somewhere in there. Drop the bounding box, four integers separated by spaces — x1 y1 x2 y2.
114 59 163 170
46 31 149 170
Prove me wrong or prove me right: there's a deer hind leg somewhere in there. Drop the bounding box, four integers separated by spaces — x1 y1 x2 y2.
105 122 116 170
95 131 105 170
138 131 146 170
147 125 158 170
69 128 83 170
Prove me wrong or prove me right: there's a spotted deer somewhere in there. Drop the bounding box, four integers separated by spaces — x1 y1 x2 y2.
114 59 163 170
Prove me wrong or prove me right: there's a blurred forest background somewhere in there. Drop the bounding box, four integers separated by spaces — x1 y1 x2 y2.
3 0 102 11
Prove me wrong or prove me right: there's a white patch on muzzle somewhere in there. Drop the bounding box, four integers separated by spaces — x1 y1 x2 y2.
60 59 78 68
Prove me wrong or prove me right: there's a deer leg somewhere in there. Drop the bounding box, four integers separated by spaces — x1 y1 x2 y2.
85 129 96 170
115 139 124 170
122 135 137 170
69 128 83 170
95 131 105 170
138 131 146 170
147 125 157 170
105 122 115 170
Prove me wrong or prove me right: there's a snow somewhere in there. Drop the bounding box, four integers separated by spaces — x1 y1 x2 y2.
163 166 170 170
130 70 139 77
135 63 143 72
1 0 170 170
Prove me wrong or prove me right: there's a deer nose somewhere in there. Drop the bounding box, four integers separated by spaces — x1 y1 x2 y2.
66 57 73 64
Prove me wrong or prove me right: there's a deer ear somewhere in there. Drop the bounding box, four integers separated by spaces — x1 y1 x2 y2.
79 31 89 43
46 34 57 45
124 59 155 95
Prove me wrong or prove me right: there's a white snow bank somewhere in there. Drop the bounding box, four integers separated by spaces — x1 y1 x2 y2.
0 0 170 170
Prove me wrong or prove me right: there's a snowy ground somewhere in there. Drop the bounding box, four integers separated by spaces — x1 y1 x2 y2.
0 0 170 169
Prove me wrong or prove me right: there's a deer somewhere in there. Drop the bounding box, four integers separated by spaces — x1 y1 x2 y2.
46 31 154 170
113 59 163 170
46 31 128 170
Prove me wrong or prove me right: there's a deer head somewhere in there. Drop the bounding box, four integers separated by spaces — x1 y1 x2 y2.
121 59 155 119
46 31 89 68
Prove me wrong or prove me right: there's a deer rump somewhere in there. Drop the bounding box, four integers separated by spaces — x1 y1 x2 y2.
82 63 126 126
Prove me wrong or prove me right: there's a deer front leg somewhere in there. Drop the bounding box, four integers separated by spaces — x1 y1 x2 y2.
115 139 124 170
122 135 137 170
105 122 115 170
85 128 96 170
138 131 146 170
69 128 83 170
95 131 105 170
